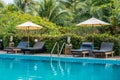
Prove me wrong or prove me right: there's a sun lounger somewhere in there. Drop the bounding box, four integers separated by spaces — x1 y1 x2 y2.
71 42 93 57
4 41 28 53
21 42 45 54
93 42 114 58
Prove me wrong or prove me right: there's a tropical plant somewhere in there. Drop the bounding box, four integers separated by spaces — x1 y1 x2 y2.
0 12 62 36
33 0 69 26
13 0 35 13
94 0 120 34
59 0 81 23
108 0 120 34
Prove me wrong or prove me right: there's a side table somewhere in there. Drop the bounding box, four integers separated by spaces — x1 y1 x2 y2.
64 47 72 55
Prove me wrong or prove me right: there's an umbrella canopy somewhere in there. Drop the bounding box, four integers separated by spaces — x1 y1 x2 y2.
77 17 110 26
16 21 43 47
77 17 110 42
16 21 43 30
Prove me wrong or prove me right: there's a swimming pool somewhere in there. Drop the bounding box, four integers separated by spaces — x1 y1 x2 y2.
0 54 120 80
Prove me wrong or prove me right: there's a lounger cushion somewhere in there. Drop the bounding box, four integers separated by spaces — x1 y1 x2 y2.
21 42 45 54
100 42 114 51
17 41 28 48
71 42 93 56
22 47 42 51
4 41 28 53
93 50 112 53
71 49 90 52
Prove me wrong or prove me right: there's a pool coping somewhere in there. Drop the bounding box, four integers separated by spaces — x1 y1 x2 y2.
0 54 120 65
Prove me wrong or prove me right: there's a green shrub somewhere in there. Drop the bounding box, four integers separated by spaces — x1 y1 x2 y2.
41 34 83 52
2 33 120 56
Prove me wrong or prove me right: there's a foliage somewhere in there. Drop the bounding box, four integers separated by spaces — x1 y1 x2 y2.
0 12 61 35
2 33 120 56
5 4 19 12
41 33 120 55
85 33 120 55
32 0 69 26
2 0 120 34
13 0 35 13
0 0 120 56
0 11 62 46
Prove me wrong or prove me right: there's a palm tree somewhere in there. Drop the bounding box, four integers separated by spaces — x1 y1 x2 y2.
14 0 35 13
92 0 120 34
33 0 69 26
60 0 110 23
14 0 25 12
107 0 120 34
59 0 81 23
75 0 110 21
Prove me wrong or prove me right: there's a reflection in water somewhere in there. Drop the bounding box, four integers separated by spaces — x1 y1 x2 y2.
58 58 64 76
65 61 71 76
50 58 65 76
105 64 113 69
50 58 57 76
82 62 88 66
10 62 13 69
18 77 23 80
34 64 38 71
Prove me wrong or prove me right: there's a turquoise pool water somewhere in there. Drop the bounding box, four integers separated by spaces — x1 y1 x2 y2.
0 57 120 80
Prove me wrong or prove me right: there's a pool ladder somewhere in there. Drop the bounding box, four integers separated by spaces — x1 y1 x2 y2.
58 42 66 57
50 42 59 57
50 42 66 57
50 42 66 76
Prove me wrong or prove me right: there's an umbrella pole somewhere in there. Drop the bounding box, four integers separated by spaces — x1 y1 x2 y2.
92 25 94 43
91 25 94 57
28 27 29 47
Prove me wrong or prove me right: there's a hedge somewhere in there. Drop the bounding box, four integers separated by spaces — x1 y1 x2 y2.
1 33 120 56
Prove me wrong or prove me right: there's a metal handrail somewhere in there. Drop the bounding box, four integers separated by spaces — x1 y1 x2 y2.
57 43 60 56
50 42 59 57
51 42 66 57
58 42 66 57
